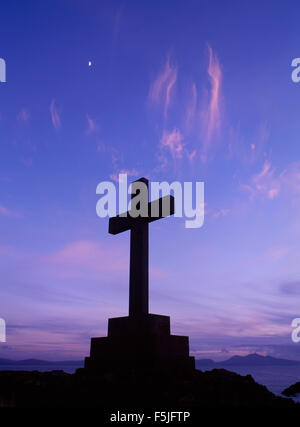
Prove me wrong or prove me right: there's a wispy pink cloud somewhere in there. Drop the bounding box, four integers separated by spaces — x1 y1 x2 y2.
43 240 128 279
228 121 270 164
149 57 177 119
109 169 140 183
17 108 30 123
243 161 300 201
160 128 184 160
157 128 199 171
185 83 197 132
263 246 289 261
0 244 16 256
20 157 33 167
164 66 177 119
41 239 168 281
200 45 222 162
186 149 197 164
207 45 221 136
86 114 98 135
96 143 134 182
212 208 230 219
149 48 223 167
50 99 61 131
280 162 300 195
0 204 18 217
113 6 123 39
243 160 280 200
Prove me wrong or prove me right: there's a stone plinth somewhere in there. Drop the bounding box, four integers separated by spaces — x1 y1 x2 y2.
85 313 195 372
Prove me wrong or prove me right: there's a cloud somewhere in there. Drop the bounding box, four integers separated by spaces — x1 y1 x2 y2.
113 6 123 39
86 114 98 135
149 56 177 119
160 128 184 160
243 161 300 201
164 67 177 119
43 240 128 279
212 208 230 219
0 205 18 217
176 306 291 343
17 108 30 123
156 128 185 171
157 128 198 170
109 169 139 183
200 45 222 161
20 157 33 167
185 83 197 132
279 281 300 296
50 99 61 131
96 143 137 183
228 121 270 164
280 162 300 195
0 244 16 256
41 239 167 281
149 47 223 167
263 246 289 261
207 45 222 134
242 160 280 200
186 149 197 163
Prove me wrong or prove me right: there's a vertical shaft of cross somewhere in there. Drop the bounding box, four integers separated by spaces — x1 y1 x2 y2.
129 222 149 317
108 177 175 319
128 178 149 317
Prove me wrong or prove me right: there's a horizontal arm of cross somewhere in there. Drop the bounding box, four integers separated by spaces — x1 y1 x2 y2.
109 195 175 235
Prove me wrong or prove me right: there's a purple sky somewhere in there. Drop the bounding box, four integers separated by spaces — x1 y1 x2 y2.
1 0 300 361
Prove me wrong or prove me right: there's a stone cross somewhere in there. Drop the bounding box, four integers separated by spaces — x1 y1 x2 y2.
109 178 175 318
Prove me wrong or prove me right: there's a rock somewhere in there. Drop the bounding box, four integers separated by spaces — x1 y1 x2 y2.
0 368 297 408
282 382 300 397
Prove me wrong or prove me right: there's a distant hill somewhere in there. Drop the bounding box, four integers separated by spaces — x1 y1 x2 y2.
1 353 300 369
196 353 300 368
0 358 83 366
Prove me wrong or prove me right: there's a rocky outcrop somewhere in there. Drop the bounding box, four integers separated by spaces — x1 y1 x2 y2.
282 382 300 397
0 367 297 408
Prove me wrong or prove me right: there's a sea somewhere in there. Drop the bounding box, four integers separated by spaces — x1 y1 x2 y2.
0 362 84 374
198 363 300 400
1 362 300 400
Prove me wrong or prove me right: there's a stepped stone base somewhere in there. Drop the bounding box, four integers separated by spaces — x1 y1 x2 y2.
85 314 195 372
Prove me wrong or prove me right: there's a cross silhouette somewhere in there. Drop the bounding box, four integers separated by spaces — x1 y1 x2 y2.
109 178 175 318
